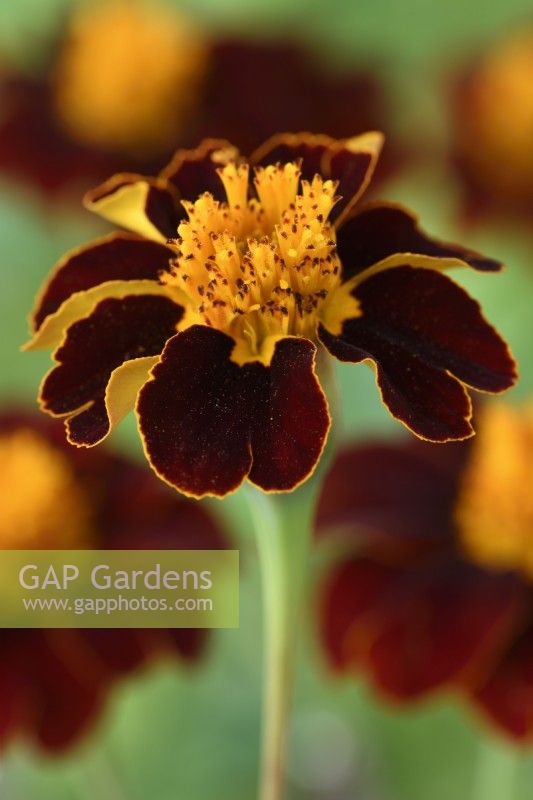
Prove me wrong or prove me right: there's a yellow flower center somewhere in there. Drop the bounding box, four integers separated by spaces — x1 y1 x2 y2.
162 161 342 364
455 404 533 580
456 29 533 200
52 1 208 157
0 429 93 549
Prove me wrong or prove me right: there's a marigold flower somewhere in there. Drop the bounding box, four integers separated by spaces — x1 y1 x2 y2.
317 402 533 741
0 410 225 750
27 133 516 498
451 28 533 222
0 0 390 197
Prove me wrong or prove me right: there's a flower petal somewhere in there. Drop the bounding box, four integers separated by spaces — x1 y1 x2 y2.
316 439 469 556
473 628 533 741
321 557 525 698
66 355 160 446
84 173 182 241
321 557 396 669
160 138 237 202
40 295 183 446
0 75 116 195
337 202 503 281
31 232 175 331
25 279 174 351
320 266 516 441
325 132 384 225
247 338 330 492
137 326 330 498
251 131 383 223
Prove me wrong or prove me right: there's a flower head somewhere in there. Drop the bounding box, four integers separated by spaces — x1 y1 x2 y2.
27 133 516 498
52 0 208 157
317 402 533 741
0 410 225 751
451 28 533 221
0 2 390 197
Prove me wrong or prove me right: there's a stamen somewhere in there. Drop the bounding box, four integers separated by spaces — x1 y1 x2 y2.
161 161 342 358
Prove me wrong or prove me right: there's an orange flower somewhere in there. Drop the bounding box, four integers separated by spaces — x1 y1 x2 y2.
451 28 533 223
0 409 225 750
317 403 533 741
0 0 390 197
27 134 516 498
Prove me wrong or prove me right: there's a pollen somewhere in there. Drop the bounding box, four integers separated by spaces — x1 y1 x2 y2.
162 160 342 361
52 1 208 157
454 403 533 581
0 429 93 549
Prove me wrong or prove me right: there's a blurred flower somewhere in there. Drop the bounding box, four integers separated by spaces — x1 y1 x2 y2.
26 133 515 498
0 409 225 751
0 0 391 198
450 28 533 224
317 402 533 741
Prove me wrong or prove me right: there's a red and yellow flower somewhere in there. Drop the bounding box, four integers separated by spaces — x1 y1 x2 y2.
450 28 533 223
0 409 225 751
27 133 516 498
317 402 533 741
0 0 389 197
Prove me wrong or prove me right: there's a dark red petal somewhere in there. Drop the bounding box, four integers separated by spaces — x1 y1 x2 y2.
105 468 228 551
337 203 503 281
321 266 516 441
320 557 397 669
326 140 380 223
316 439 470 556
321 557 525 699
137 326 329 497
0 76 117 195
76 630 150 674
163 629 208 662
21 630 105 750
322 323 474 441
248 337 330 491
251 132 380 222
251 133 333 179
84 173 183 239
200 42 387 158
473 627 533 741
41 295 183 445
160 139 236 202
365 565 525 699
32 232 174 331
0 655 20 746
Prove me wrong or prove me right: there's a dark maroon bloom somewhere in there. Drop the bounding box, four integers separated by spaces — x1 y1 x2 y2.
449 28 533 225
27 132 515 498
0 0 392 200
317 403 533 741
0 409 226 751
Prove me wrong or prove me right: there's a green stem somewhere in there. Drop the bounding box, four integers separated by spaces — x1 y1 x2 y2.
245 478 322 800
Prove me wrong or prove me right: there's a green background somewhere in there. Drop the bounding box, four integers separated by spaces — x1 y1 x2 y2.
1 0 532 798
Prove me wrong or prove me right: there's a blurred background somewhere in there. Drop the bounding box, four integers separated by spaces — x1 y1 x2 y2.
1 0 533 797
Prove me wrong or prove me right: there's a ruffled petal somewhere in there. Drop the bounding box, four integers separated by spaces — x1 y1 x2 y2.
159 138 237 202
32 232 175 331
316 439 470 556
39 295 183 446
473 627 533 741
251 131 383 223
20 630 104 750
137 326 330 498
25 278 174 352
321 557 525 699
336 202 503 281
84 173 182 240
320 265 516 441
